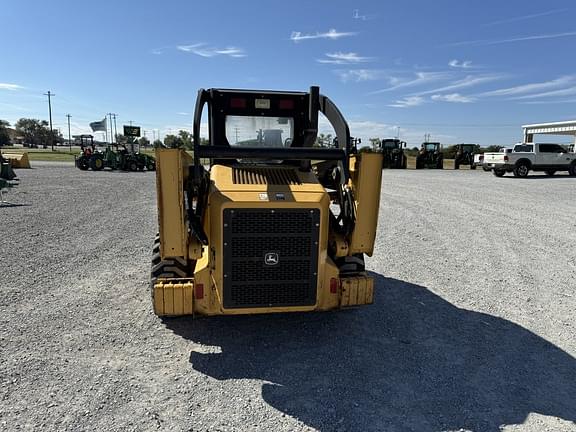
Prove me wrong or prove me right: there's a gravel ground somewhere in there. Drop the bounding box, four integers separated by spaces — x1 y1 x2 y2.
1 163 575 432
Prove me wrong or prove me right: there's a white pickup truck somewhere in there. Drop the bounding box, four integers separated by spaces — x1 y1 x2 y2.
474 148 512 170
484 143 576 177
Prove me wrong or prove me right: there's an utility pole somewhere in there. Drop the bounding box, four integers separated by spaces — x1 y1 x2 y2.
129 120 133 126
44 91 55 151
111 113 118 142
66 114 72 152
107 113 114 144
396 126 400 140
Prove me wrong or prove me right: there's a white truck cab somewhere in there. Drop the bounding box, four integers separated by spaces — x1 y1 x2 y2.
484 143 576 177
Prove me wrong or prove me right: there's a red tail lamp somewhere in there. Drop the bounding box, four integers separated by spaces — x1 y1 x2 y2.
330 278 339 294
230 98 247 109
279 99 295 109
195 283 204 299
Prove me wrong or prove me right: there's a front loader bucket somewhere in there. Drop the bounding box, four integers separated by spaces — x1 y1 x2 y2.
406 156 418 169
443 159 456 170
4 153 31 169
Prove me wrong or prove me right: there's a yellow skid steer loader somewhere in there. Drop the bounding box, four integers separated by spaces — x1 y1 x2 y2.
152 86 383 316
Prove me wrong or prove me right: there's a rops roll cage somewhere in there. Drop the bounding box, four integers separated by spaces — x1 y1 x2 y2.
192 86 352 182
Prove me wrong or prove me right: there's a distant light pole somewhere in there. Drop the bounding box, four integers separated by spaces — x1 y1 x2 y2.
44 90 55 151
112 113 118 142
66 114 72 152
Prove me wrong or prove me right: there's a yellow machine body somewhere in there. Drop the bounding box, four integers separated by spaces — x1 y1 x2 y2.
152 149 382 317
151 86 383 317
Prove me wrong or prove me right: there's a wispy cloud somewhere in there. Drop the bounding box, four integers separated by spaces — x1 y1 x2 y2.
414 75 502 96
335 69 386 82
317 52 374 64
448 59 473 69
177 112 190 116
481 75 576 97
513 86 576 100
352 9 377 21
485 8 568 26
0 83 23 91
290 29 357 42
177 43 246 58
445 31 576 47
370 72 450 94
520 98 576 105
388 96 425 108
431 93 476 103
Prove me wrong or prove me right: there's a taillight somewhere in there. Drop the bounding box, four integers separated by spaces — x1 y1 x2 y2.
330 278 339 294
230 98 246 108
195 283 204 299
279 99 295 109
479 155 484 160
504 155 509 161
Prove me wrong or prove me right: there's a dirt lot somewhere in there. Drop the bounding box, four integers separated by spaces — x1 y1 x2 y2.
1 163 575 432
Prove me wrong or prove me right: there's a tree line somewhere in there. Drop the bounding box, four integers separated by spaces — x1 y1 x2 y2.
0 118 63 148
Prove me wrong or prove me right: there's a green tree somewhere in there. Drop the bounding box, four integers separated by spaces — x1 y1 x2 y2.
152 139 163 148
315 133 333 147
178 130 193 149
115 134 130 145
164 134 184 148
0 120 10 147
138 136 150 147
482 145 503 153
15 118 52 147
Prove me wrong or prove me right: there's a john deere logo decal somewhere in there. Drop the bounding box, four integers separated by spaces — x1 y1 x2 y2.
264 252 279 266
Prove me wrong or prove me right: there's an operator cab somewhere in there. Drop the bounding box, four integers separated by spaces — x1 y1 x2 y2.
193 87 352 184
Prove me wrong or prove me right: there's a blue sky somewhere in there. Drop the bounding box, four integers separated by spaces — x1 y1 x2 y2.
2 0 576 146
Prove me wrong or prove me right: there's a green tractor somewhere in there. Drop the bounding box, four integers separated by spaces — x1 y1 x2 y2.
454 143 480 169
416 142 443 169
380 138 407 169
76 136 155 172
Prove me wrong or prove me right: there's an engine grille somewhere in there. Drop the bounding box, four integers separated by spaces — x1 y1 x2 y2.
232 166 301 185
223 208 320 309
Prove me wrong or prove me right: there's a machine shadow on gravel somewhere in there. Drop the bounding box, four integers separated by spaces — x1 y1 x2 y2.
164 274 576 431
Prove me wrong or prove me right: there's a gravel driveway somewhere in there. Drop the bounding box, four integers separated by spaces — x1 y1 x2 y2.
1 164 575 431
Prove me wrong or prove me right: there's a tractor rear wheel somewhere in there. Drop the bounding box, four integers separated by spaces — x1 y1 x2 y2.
569 162 576 177
90 155 104 171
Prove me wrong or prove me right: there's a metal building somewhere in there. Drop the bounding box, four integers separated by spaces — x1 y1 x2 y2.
522 120 576 145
